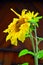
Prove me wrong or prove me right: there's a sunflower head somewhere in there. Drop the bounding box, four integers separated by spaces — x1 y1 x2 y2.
3 8 42 46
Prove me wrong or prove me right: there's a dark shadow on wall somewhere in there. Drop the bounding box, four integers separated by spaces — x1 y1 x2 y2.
0 0 43 3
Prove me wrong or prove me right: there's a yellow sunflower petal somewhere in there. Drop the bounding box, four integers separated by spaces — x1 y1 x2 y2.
25 11 33 20
6 33 11 41
19 23 30 32
10 32 18 46
34 12 39 17
13 18 19 23
28 11 32 16
31 11 34 17
8 18 18 28
18 30 25 43
10 8 20 17
3 29 8 33
21 9 27 16
18 23 30 43
11 37 18 46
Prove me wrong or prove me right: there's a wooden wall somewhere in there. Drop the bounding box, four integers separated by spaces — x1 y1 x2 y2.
0 1 43 65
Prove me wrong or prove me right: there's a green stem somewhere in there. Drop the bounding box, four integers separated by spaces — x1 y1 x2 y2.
34 55 38 65
30 32 35 53
34 26 38 65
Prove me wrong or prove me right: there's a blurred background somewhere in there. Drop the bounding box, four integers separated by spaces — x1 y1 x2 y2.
0 0 43 65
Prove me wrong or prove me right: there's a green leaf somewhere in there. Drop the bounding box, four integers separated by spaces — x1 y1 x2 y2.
37 50 43 59
22 62 29 65
18 49 34 57
37 37 43 44
37 37 43 41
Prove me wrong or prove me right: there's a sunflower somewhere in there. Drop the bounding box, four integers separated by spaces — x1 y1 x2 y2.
3 8 42 46
3 8 30 46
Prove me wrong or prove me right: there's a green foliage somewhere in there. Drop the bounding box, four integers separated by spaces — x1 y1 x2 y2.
21 62 29 65
18 49 34 57
25 33 30 38
29 16 42 23
18 62 29 65
28 16 42 27
37 37 43 41
37 37 43 44
27 16 42 33
37 50 43 59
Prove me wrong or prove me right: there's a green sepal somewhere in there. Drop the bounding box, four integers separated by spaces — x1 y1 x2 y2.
27 16 42 27
37 50 43 59
18 49 34 57
29 16 42 23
